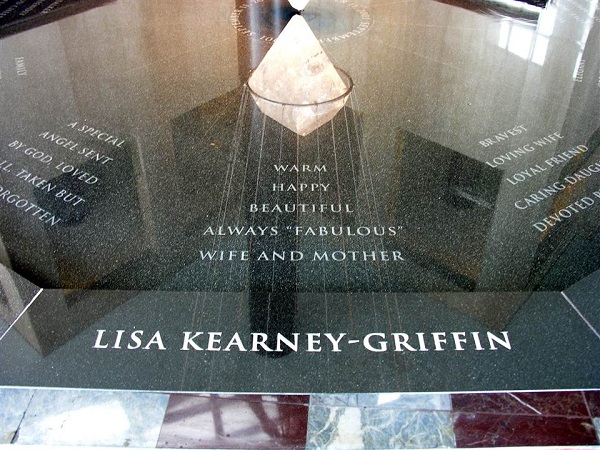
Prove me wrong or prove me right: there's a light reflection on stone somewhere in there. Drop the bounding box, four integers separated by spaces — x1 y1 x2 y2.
247 15 352 136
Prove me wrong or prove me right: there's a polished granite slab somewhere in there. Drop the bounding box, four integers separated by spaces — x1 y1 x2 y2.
0 289 597 393
0 0 598 396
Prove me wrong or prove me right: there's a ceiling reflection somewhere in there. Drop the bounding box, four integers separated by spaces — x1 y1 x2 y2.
433 0 543 20
496 3 556 65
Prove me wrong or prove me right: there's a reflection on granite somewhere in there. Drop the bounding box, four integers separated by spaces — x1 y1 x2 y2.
0 265 42 339
0 0 597 296
0 0 598 402
0 319 7 344
0 0 114 38
14 390 169 447
0 388 34 444
307 405 455 449
0 0 596 310
595 418 600 443
433 0 543 21
157 394 309 449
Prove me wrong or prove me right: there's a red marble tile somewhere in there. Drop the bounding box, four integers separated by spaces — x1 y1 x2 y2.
185 393 310 405
453 413 599 447
585 391 600 417
451 392 590 417
157 394 308 449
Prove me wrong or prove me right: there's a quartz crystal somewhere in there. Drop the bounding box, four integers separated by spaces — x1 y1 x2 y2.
288 0 310 10
248 15 350 136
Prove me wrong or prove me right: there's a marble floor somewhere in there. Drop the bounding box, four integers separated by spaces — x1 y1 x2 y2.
0 389 598 449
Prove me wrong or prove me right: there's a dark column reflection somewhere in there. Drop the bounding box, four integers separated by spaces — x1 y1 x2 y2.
244 104 298 357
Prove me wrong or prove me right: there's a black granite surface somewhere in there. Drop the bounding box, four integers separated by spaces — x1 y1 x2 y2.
0 0 598 393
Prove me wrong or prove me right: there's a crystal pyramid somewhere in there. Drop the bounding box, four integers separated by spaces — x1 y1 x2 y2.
288 0 310 11
247 15 351 136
